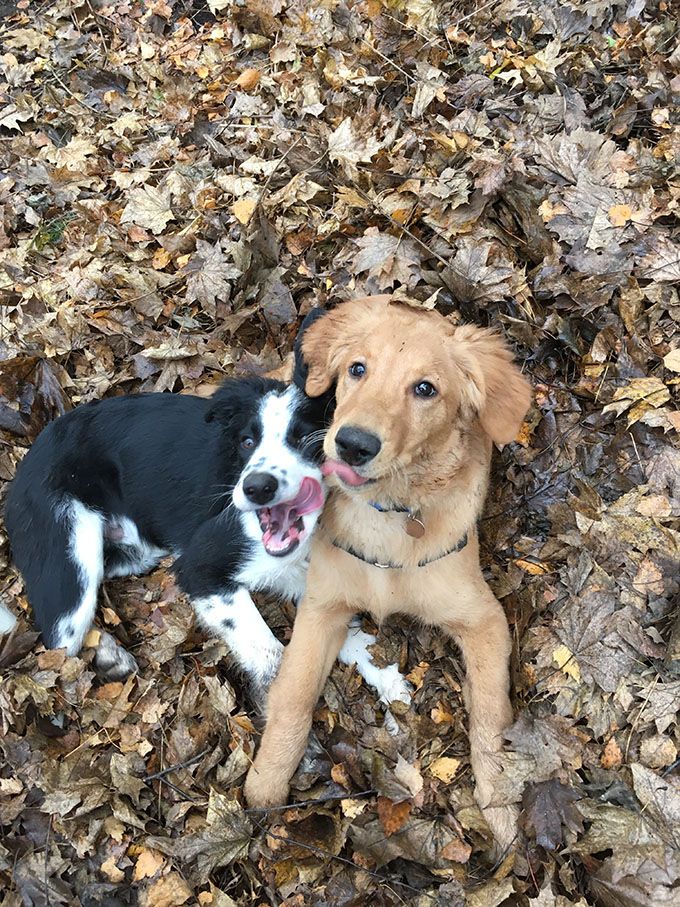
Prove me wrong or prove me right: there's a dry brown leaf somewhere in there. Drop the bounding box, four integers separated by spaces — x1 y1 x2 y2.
601 737 623 769
142 872 191 907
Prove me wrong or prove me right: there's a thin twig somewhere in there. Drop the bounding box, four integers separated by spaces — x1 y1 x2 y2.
245 788 376 813
143 746 211 782
45 66 118 121
354 186 454 271
360 37 415 83
245 135 306 227
149 777 196 802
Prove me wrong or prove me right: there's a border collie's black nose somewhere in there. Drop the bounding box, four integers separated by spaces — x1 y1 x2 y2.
244 472 279 505
335 426 381 467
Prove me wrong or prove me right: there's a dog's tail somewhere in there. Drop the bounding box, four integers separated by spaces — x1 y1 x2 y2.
0 602 17 634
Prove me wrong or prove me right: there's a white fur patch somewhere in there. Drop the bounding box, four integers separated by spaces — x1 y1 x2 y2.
0 602 16 634
54 500 105 654
92 630 138 681
232 387 324 524
104 515 168 577
193 588 284 690
339 623 412 732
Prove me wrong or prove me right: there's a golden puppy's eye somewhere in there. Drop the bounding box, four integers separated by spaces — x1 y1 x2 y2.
348 362 366 378
414 381 437 398
242 436 255 449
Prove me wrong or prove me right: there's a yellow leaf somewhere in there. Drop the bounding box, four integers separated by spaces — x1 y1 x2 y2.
430 701 453 724
233 198 257 224
139 41 155 60
405 661 429 691
429 756 461 782
84 628 101 647
608 204 632 226
341 798 369 819
102 607 121 626
514 558 551 575
153 248 172 270
602 377 670 423
553 644 581 682
235 68 260 91
101 856 125 883
133 848 165 882
663 349 680 372
143 872 191 907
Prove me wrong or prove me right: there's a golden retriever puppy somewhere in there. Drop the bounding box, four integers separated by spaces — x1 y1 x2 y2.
244 295 532 849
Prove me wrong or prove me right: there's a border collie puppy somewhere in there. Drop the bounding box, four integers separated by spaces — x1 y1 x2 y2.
2 378 327 693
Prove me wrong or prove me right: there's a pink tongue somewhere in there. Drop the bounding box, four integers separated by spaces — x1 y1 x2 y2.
321 459 368 486
266 477 324 547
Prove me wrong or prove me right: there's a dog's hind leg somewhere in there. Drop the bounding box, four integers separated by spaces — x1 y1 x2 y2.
35 501 137 681
193 587 284 699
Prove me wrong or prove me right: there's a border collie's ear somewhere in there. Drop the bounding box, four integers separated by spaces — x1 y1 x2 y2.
293 308 328 393
205 379 240 424
449 327 532 445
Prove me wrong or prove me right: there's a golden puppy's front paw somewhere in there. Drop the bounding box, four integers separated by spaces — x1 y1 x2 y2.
243 764 290 810
482 802 520 856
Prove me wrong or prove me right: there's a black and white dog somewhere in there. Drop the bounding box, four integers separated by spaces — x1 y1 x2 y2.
1 372 411 710
2 378 327 691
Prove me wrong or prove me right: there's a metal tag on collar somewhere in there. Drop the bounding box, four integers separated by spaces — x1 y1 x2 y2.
405 511 425 538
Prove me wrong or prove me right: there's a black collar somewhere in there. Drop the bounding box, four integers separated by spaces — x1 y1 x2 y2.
328 530 469 569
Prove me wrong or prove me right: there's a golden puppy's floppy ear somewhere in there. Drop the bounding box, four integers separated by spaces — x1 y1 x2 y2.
451 326 532 445
300 309 344 396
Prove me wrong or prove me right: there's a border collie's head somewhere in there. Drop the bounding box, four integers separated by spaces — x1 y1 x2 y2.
206 378 326 557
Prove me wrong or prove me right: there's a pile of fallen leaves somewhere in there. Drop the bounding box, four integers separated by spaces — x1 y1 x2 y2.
1 0 679 903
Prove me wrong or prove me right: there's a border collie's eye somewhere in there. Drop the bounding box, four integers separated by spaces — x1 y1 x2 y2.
299 433 310 444
242 436 255 449
348 362 366 378
414 381 437 398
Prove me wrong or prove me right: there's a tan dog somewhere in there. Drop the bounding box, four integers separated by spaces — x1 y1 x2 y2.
244 295 532 848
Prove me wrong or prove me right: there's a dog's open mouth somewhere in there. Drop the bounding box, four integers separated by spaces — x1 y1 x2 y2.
257 477 324 557
321 460 372 487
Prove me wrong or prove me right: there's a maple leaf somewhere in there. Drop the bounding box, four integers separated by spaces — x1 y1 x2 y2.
351 227 422 291
120 185 175 234
522 778 583 849
443 237 523 303
327 117 381 175
505 713 584 779
183 240 241 317
179 789 252 875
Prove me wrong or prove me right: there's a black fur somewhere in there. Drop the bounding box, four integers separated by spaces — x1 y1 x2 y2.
4 376 327 687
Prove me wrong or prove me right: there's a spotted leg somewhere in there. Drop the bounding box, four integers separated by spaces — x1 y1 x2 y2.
192 587 283 697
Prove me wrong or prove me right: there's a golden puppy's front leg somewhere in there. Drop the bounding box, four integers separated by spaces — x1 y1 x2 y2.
244 599 351 809
445 590 518 851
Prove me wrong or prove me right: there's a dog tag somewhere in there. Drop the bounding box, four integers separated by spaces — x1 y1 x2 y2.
405 513 425 538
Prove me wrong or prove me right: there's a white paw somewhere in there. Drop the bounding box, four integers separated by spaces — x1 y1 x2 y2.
250 640 284 693
376 663 413 706
93 632 138 682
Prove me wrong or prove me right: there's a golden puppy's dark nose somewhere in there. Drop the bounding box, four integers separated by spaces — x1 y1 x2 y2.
335 426 381 467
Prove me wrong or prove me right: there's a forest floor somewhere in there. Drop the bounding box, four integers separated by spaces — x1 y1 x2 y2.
0 0 679 904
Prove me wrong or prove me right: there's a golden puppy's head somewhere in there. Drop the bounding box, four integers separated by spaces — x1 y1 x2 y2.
302 295 532 496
